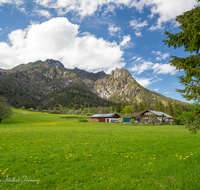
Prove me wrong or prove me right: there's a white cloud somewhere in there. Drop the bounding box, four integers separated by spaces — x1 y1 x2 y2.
154 88 159 92
35 0 197 27
152 63 177 75
135 76 162 87
35 9 51 18
33 0 133 17
152 51 170 61
108 24 121 36
135 57 142 62
1 0 198 31
135 77 153 87
0 17 125 73
164 91 172 94
130 19 148 36
131 61 154 74
131 56 137 60
135 31 141 37
0 0 24 6
102 4 116 16
152 50 161 55
130 19 148 30
156 53 170 61
145 0 198 30
161 53 170 60
120 35 131 48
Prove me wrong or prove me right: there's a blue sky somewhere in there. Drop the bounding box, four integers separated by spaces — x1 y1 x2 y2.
0 0 199 103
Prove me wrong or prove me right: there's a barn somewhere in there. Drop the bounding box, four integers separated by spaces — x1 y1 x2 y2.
90 113 120 123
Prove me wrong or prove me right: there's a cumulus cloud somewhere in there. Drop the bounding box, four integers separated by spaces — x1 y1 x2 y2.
35 9 51 18
156 53 170 61
152 63 177 75
0 17 125 73
33 0 198 29
135 76 162 87
130 19 148 30
131 61 154 74
130 19 148 36
102 4 116 16
0 0 24 5
130 57 177 76
152 50 161 55
146 0 198 30
120 35 131 48
152 51 170 61
135 31 141 37
108 24 121 36
1 0 198 31
154 88 159 92
135 77 153 87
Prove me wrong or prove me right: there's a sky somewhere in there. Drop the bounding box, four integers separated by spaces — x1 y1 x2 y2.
0 0 199 103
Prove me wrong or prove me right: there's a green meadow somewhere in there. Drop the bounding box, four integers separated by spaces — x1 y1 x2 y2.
0 109 199 189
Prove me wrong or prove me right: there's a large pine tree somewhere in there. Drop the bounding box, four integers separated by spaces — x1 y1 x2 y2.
163 0 200 101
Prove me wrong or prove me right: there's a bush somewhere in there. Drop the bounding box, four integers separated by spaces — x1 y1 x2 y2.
78 119 88 122
141 118 146 124
119 118 123 124
49 110 61 114
27 108 35 112
21 106 26 110
156 119 160 124
75 110 81 115
130 119 135 124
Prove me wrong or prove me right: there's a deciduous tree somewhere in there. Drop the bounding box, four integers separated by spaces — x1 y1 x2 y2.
0 96 12 123
176 102 200 133
148 113 158 125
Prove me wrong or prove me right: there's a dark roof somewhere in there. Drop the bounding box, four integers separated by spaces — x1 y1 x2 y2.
91 113 120 118
132 112 142 117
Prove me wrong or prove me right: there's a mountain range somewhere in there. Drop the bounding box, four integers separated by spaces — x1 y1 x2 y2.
0 59 186 109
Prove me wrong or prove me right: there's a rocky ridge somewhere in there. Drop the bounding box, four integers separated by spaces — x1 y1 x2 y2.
0 59 185 106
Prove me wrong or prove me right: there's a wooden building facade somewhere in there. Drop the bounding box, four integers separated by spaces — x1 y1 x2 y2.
90 114 120 123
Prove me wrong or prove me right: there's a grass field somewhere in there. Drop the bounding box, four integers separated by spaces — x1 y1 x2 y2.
0 109 199 189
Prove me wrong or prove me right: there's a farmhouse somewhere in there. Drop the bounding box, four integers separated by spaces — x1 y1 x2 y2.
131 112 142 123
90 113 120 123
138 110 173 123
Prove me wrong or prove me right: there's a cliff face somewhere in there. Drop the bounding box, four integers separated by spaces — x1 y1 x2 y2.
94 68 140 99
92 68 180 105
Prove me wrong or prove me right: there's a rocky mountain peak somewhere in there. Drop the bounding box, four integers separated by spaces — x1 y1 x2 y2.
111 68 133 80
44 59 65 70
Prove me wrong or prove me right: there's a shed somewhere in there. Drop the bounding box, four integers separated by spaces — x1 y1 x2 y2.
122 115 133 123
90 113 120 123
